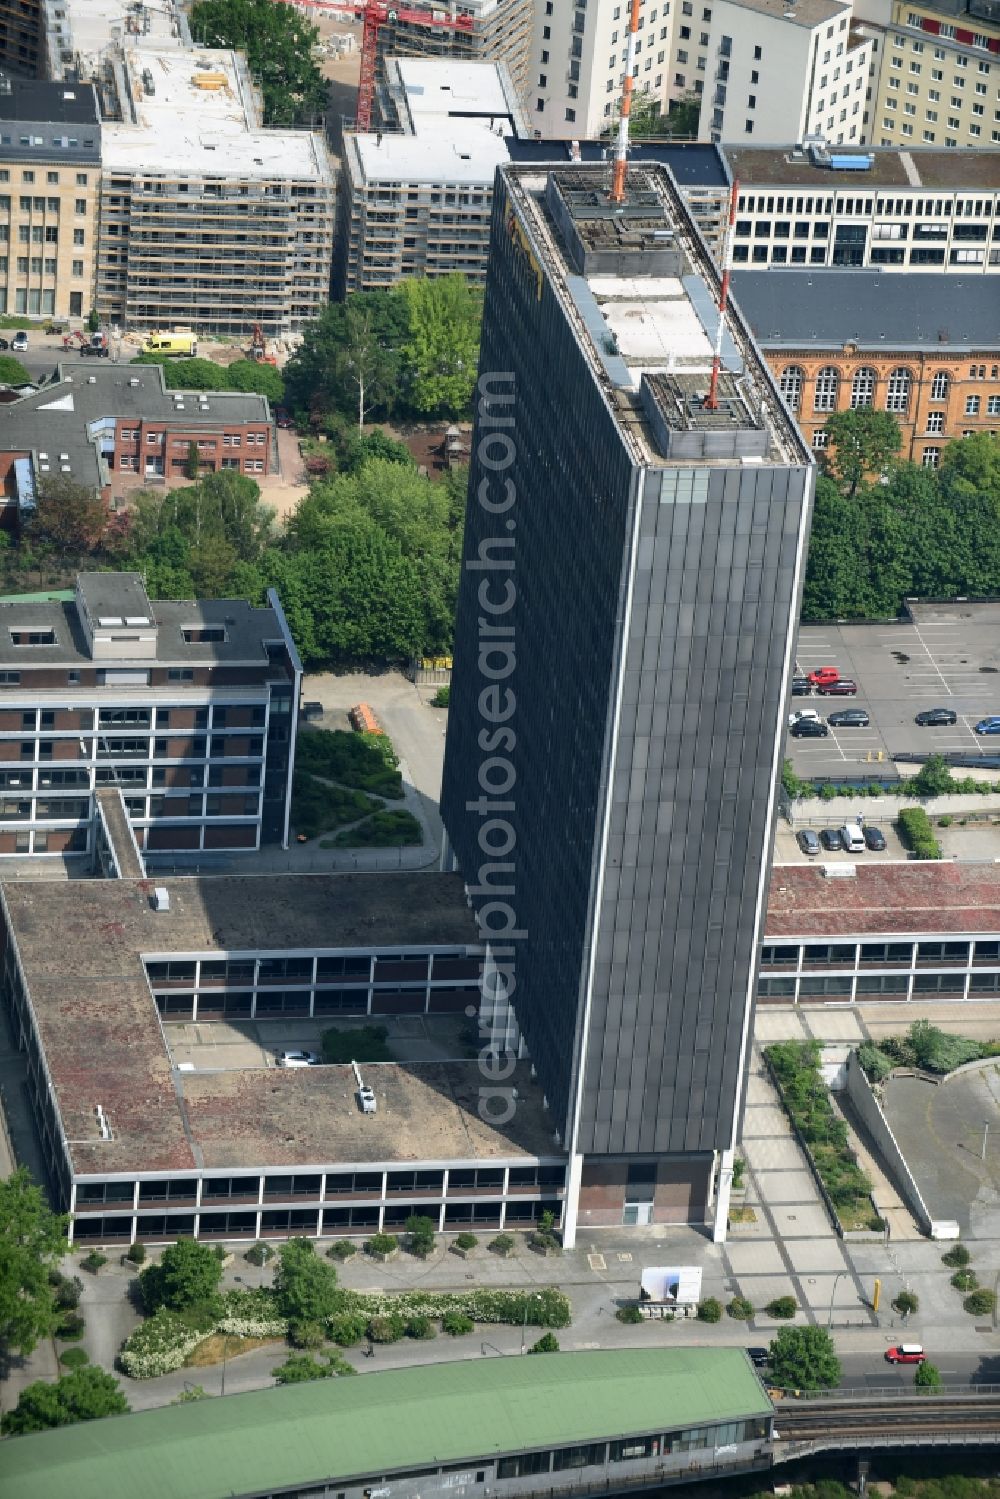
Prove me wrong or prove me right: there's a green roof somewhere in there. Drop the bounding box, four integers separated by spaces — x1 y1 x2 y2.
0 1348 770 1499
0 589 74 603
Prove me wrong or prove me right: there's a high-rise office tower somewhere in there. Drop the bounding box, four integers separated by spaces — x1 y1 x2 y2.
441 162 813 1245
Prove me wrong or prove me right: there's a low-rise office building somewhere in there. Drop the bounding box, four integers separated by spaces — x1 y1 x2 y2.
761 863 1000 1004
0 76 99 318
734 269 1000 462
0 361 275 509
725 143 1000 271
0 571 299 858
336 57 525 295
0 866 570 1245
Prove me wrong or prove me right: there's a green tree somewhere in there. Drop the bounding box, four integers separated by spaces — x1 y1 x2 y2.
0 354 31 386
28 475 107 565
130 356 225 390
222 359 285 402
527 1332 560 1353
910 754 953 798
914 1360 944 1391
767 1326 842 1391
892 1289 919 1316
1 1366 128 1435
266 513 425 664
938 431 1000 500
0 1168 69 1357
667 91 701 135
273 1238 341 1327
185 441 201 481
337 427 414 476
283 292 409 424
405 1214 437 1258
189 0 326 124
139 1238 223 1315
400 275 482 418
823 408 902 497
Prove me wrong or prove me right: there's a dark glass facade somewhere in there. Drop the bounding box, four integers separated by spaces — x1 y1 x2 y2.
441 164 813 1231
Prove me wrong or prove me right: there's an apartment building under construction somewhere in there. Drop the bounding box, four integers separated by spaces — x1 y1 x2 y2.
95 47 334 335
373 0 533 111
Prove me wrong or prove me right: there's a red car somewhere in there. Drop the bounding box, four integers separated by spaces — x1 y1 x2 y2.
807 667 840 686
885 1344 926 1364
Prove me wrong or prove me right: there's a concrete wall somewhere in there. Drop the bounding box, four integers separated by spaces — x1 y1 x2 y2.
843 1051 938 1236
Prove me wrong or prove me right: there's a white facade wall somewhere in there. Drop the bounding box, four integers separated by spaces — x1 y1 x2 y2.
529 0 677 139
698 0 871 145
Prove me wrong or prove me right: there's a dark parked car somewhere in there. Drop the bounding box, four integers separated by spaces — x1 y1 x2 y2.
816 678 858 696
863 826 887 851
828 708 870 727
0 337 9 350
915 708 957 727
796 829 820 856
747 1347 769 1369
820 828 843 851
791 677 812 696
274 406 294 429
790 719 829 738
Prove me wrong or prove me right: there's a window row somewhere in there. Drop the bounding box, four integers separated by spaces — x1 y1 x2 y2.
779 365 915 414
762 939 1000 966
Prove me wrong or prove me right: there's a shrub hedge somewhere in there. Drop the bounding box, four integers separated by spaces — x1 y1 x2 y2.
765 1041 872 1222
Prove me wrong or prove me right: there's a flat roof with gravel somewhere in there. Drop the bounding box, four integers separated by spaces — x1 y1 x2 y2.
766 864 1000 938
0 872 551 1179
0 1348 771 1499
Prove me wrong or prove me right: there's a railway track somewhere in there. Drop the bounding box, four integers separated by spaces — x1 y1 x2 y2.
772 1395 1000 1455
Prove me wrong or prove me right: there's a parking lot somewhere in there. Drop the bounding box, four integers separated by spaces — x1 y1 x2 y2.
787 601 1000 781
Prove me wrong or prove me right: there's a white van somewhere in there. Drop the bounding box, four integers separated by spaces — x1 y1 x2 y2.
840 824 865 853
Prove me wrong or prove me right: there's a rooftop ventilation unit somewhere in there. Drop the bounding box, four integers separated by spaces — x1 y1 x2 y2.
821 863 857 878
152 887 170 912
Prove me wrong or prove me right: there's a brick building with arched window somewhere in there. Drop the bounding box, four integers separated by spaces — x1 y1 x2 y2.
735 270 1000 466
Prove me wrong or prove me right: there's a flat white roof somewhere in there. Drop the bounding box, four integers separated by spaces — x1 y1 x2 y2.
353 56 517 187
394 56 516 126
45 0 190 75
354 130 510 186
101 48 330 181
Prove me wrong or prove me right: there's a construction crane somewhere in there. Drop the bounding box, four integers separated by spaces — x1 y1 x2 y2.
278 1 474 132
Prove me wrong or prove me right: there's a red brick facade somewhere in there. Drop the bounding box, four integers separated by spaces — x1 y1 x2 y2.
113 419 273 480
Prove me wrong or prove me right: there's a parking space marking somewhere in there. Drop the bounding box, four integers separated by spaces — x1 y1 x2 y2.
909 618 955 695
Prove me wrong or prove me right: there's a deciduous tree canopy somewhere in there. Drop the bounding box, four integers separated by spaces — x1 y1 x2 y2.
0 1168 68 1357
1 1366 129 1435
188 0 326 124
804 434 1000 620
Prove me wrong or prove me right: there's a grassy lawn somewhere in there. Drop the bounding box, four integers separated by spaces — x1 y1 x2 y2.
329 809 422 848
297 728 403 800
291 770 383 840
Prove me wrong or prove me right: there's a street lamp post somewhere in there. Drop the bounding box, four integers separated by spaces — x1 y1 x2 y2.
827 1270 847 1329
520 1293 542 1355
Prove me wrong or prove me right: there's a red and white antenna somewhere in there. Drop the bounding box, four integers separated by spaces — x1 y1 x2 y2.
610 0 642 203
704 178 740 410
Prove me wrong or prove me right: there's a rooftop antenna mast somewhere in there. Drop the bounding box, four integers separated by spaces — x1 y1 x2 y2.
704 177 740 410
610 0 642 203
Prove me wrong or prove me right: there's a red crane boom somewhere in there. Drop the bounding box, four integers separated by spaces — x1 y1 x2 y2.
279 1 474 132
